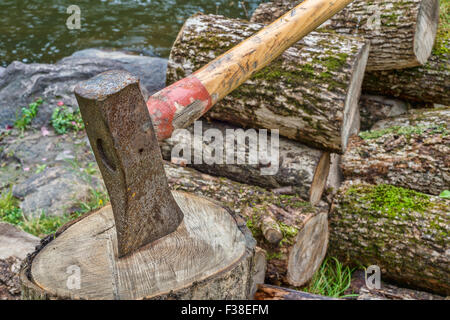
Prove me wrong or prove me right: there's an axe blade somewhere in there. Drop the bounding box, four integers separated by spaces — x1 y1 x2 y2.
75 70 184 257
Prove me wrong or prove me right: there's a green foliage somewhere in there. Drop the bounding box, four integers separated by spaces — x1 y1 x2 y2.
0 187 108 238
304 257 357 298
51 105 84 134
14 98 43 130
439 190 450 200
75 188 109 214
348 184 431 218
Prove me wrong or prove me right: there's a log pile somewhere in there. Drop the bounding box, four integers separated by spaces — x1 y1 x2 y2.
159 0 449 299
160 119 331 205
167 13 369 153
251 0 440 70
164 162 330 288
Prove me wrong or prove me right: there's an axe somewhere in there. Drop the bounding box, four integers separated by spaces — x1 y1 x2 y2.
75 0 354 257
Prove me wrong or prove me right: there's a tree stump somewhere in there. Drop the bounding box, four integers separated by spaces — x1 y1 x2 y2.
20 191 260 300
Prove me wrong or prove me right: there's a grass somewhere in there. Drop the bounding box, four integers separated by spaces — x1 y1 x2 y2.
0 187 108 238
303 257 357 298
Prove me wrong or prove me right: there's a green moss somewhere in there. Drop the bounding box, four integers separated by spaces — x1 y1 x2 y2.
347 184 431 218
266 250 283 261
359 123 448 140
278 222 298 246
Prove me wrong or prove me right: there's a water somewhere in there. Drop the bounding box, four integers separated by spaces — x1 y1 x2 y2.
0 0 263 67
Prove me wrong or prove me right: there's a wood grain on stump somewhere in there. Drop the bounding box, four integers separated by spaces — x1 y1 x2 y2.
21 191 259 300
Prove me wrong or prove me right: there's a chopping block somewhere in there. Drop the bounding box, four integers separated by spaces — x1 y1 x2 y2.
20 70 260 300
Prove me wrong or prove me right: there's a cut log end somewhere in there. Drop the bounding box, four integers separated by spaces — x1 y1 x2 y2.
286 211 329 286
21 191 258 300
414 0 440 65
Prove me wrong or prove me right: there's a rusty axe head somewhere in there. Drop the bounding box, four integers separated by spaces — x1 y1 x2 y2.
74 70 184 257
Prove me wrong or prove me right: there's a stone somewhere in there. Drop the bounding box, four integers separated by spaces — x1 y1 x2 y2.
12 166 97 218
0 222 40 260
0 49 167 129
0 223 40 300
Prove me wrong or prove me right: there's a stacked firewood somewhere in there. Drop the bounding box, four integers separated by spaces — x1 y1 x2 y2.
162 0 448 298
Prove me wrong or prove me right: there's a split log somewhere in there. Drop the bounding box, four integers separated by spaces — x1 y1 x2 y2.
167 13 370 153
254 284 338 300
329 181 450 296
325 101 360 195
251 0 440 71
160 119 331 205
21 191 259 300
359 95 409 131
342 108 450 196
164 162 329 287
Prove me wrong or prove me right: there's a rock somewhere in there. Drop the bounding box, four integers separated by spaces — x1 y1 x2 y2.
0 67 4 78
0 49 167 129
68 49 167 99
0 222 40 260
0 131 92 189
0 223 40 300
12 166 98 218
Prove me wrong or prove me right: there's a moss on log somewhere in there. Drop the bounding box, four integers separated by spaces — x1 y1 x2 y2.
329 181 450 296
167 13 369 153
342 108 450 196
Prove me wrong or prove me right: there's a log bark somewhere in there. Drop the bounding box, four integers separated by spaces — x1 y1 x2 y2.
21 191 260 300
160 119 330 205
251 0 440 71
164 162 329 287
362 13 449 105
342 108 450 196
329 181 450 296
359 95 409 131
357 283 446 300
254 284 339 300
363 53 450 106
167 13 370 153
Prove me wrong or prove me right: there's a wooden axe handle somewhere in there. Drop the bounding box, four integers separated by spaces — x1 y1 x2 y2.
147 0 354 140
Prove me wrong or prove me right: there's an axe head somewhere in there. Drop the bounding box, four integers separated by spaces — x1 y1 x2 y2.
75 70 184 257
